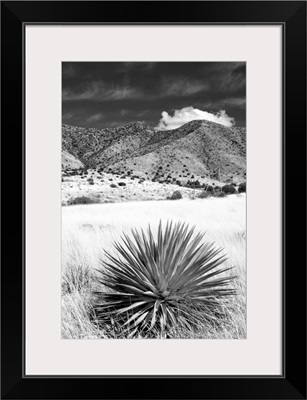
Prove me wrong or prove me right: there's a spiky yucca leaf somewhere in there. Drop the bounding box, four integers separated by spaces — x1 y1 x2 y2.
93 221 236 337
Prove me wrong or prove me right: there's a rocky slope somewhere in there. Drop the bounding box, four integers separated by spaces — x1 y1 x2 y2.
62 149 84 170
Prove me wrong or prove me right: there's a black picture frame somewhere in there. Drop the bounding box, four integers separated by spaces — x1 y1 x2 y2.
1 1 306 399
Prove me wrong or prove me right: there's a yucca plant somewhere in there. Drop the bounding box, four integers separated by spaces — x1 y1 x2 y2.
93 221 236 338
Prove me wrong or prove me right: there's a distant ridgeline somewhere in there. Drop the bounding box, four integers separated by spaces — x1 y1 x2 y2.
62 120 246 184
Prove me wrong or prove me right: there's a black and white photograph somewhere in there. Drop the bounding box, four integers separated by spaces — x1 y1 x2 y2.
61 62 246 339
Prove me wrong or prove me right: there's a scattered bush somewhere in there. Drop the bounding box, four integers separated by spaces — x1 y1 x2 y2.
118 182 126 186
169 190 182 200
222 184 236 194
110 184 117 188
238 182 246 193
67 196 96 205
215 191 226 198
198 191 212 199
203 185 214 193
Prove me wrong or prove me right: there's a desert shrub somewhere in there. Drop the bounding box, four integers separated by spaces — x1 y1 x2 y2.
118 182 126 186
203 185 214 193
169 190 182 200
214 191 226 198
222 184 236 194
67 196 96 205
93 221 235 338
238 182 246 193
198 191 212 199
110 184 117 188
87 178 94 183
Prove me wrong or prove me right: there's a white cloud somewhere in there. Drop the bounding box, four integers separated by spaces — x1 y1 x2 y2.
155 107 235 131
62 112 73 120
163 78 209 97
87 113 103 123
62 81 142 101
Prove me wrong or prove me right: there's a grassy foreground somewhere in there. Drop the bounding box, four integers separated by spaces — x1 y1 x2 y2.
62 194 246 339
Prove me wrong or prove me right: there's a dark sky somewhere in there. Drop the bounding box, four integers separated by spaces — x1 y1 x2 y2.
62 62 246 130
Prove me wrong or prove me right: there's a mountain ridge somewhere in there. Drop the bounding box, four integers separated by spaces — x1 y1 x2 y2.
62 120 246 183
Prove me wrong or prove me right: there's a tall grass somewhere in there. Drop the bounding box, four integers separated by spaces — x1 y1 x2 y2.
62 194 246 339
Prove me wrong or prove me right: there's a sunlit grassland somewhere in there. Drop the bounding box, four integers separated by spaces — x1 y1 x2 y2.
62 194 246 339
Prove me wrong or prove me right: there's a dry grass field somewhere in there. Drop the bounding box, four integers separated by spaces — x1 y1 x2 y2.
62 194 246 339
